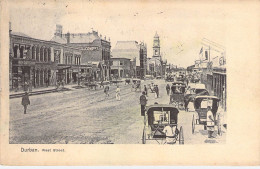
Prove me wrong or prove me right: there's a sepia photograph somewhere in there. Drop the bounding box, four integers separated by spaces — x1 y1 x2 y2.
1 0 259 166
8 0 227 145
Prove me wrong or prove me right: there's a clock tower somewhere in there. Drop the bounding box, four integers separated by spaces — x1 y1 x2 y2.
153 32 161 60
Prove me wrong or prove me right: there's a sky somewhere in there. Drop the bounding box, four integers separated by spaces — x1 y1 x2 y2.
9 0 226 68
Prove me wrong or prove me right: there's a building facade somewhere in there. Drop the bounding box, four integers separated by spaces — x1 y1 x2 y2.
197 40 226 111
110 58 131 78
9 25 93 91
51 25 111 81
112 41 140 78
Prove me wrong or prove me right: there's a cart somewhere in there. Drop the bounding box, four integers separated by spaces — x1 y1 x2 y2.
142 104 184 144
192 96 222 135
184 84 209 111
169 82 186 109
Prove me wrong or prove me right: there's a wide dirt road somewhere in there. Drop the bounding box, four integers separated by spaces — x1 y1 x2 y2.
9 79 226 144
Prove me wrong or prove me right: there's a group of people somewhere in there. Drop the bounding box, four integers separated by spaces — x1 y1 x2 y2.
103 85 121 101
149 83 159 98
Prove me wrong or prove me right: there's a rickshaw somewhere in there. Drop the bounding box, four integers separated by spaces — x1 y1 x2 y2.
169 82 186 109
177 75 185 82
86 82 98 90
192 96 222 135
142 104 184 144
184 84 209 111
125 78 131 85
165 76 174 82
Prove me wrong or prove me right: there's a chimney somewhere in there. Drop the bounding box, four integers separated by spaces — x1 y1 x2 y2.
108 37 110 42
100 34 102 38
66 32 70 44
104 36 106 40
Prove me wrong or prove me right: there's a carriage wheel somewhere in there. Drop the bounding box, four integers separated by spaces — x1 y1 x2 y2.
192 114 195 134
142 127 146 144
179 126 184 144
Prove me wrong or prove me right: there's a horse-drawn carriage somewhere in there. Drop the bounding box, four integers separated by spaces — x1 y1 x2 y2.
125 78 131 85
192 96 222 135
184 83 210 111
97 81 110 88
131 79 141 92
165 76 174 82
110 80 123 85
142 104 184 144
169 82 186 109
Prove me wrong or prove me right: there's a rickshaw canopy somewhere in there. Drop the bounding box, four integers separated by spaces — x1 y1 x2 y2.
193 96 220 114
146 104 179 126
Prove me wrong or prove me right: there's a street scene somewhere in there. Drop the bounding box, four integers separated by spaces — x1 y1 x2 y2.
9 2 227 144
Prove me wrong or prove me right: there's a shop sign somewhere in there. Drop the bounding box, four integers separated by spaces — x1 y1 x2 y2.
85 46 99 51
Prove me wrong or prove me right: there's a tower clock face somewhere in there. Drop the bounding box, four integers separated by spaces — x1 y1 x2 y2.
155 50 158 55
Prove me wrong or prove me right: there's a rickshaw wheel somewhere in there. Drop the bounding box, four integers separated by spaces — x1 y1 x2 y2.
142 127 146 144
192 114 195 134
179 126 184 144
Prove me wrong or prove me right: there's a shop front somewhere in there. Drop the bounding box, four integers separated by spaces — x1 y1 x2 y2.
11 58 35 91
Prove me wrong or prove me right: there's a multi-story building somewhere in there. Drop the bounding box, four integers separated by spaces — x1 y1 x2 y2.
110 57 131 78
197 39 226 111
9 24 96 91
112 41 138 78
51 25 111 81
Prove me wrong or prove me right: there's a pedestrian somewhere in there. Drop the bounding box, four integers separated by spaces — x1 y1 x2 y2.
140 91 147 124
62 79 65 88
206 106 215 138
104 85 110 98
166 84 170 96
24 81 29 92
156 85 159 98
116 85 121 101
45 78 49 87
144 85 148 97
21 92 30 114
154 85 158 98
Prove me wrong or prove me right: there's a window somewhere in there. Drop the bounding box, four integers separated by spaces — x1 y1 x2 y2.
32 46 35 60
120 61 123 65
40 47 44 61
13 45 18 58
36 46 40 61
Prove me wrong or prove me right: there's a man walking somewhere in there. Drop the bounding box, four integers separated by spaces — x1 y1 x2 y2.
104 85 110 98
155 85 159 98
21 92 30 114
116 85 121 101
166 84 170 96
144 85 148 97
140 91 147 124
